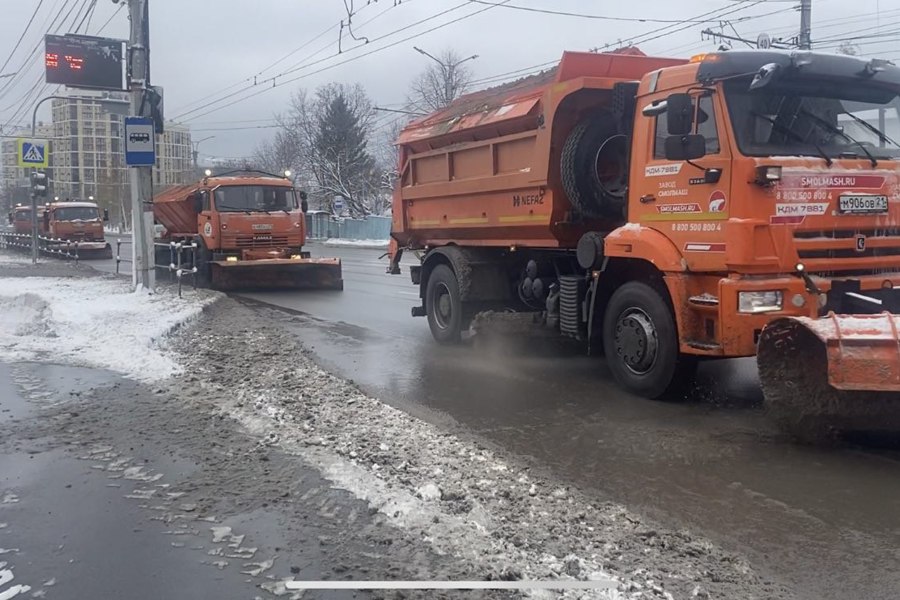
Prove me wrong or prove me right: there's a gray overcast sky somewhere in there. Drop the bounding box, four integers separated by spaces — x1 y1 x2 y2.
1 0 897 159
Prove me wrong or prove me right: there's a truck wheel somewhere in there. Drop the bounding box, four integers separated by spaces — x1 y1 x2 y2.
602 281 692 399
425 264 463 344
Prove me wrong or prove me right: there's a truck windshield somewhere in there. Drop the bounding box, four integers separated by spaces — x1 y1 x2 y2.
214 186 295 213
14 209 31 221
723 78 900 160
54 206 100 221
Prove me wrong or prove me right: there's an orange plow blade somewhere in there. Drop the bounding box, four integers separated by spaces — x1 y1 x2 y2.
757 313 900 441
209 257 343 291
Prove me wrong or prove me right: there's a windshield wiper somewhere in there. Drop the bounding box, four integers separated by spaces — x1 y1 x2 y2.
217 204 252 214
840 110 900 151
751 111 833 166
800 109 877 167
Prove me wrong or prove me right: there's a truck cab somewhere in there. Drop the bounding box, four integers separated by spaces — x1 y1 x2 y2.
617 51 900 360
188 175 307 259
42 201 112 258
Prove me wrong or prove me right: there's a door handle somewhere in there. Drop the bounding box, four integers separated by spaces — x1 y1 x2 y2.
640 194 656 204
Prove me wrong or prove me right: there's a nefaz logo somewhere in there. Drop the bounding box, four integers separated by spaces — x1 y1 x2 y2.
513 191 544 207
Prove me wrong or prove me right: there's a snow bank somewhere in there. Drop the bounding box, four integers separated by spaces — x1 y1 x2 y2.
322 238 389 249
0 277 216 382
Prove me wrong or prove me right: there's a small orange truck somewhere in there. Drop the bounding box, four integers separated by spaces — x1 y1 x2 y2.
152 170 342 290
389 49 900 437
41 200 112 258
8 205 44 235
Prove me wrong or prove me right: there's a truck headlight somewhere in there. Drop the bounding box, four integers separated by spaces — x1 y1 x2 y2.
738 291 783 314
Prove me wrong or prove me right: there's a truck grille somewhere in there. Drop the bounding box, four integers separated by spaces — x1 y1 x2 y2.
793 229 900 276
223 234 291 249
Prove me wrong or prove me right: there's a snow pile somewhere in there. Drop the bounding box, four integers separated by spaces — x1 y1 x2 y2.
168 302 781 599
0 277 216 382
322 238 389 249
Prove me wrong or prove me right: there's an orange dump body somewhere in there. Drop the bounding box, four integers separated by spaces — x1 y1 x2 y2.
152 183 199 237
392 50 686 250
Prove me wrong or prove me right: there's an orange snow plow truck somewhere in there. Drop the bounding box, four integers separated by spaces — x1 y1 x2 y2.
389 49 900 438
152 170 342 291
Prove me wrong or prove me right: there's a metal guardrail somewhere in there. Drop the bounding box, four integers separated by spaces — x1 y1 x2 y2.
115 239 132 275
118 239 199 297
0 232 80 262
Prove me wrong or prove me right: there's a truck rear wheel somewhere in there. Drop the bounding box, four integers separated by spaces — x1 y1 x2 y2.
602 281 694 399
426 264 463 344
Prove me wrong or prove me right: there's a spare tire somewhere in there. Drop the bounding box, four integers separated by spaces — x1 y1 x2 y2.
561 114 628 219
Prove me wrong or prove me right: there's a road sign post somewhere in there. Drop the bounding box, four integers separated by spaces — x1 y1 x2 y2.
17 138 50 264
127 0 155 293
124 117 155 166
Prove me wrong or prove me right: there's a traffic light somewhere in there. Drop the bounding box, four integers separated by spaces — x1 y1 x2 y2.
32 171 48 198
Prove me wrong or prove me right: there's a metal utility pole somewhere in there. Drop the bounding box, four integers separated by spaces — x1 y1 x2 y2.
192 135 215 172
127 0 155 292
799 0 812 49
28 95 66 264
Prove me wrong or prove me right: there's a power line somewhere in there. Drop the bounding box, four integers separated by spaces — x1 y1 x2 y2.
174 1 511 123
0 0 46 77
465 0 736 24
173 0 411 115
468 2 771 91
0 0 71 100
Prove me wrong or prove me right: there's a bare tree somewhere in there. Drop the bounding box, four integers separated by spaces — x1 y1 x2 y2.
407 48 478 113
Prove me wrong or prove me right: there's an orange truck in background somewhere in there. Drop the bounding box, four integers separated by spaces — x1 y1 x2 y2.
43 200 112 258
152 170 342 291
9 205 44 235
8 200 112 258
389 49 900 438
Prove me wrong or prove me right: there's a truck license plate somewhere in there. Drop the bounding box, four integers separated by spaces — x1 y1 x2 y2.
839 195 888 214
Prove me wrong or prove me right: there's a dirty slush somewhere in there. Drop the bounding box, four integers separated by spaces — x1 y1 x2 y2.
7 297 791 599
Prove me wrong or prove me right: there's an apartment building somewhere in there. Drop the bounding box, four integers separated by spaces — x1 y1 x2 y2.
0 92 192 219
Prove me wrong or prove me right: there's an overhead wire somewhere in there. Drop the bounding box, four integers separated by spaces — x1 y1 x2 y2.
172 0 410 115
0 0 46 77
173 0 513 123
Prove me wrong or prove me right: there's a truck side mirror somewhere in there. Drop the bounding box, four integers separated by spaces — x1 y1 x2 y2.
666 93 695 136
103 208 109 222
299 191 309 213
665 134 706 161
7 213 12 225
190 194 202 213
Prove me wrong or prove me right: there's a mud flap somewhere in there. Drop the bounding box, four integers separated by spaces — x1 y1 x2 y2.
757 314 900 440
209 258 343 291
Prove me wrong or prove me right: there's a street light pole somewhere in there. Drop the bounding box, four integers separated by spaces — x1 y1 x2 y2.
28 95 68 264
413 47 478 107
192 135 215 172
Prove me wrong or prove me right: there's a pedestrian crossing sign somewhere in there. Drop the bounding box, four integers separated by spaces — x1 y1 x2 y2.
17 138 49 167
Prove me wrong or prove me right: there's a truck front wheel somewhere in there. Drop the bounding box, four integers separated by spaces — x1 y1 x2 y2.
602 281 693 399
425 264 463 344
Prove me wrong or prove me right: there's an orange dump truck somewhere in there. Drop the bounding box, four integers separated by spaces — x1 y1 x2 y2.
389 49 900 437
152 170 342 291
42 200 112 258
8 205 43 235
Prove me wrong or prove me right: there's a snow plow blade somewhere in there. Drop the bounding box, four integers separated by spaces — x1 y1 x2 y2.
757 314 900 441
209 258 343 291
75 242 113 260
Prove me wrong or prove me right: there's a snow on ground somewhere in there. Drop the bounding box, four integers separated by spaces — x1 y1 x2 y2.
0 276 216 382
322 238 389 249
167 301 785 600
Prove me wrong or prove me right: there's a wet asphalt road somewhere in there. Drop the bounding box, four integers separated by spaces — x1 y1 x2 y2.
86 243 900 599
